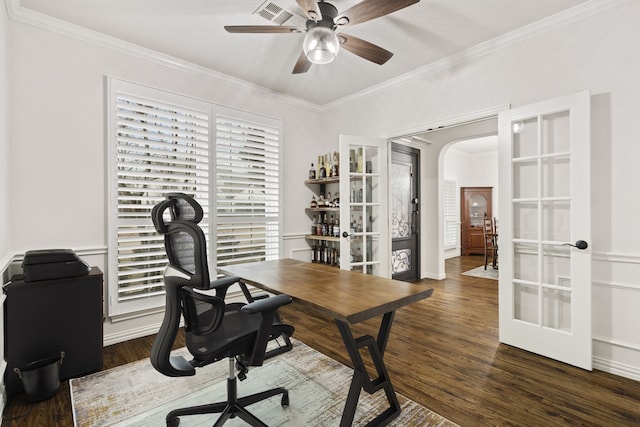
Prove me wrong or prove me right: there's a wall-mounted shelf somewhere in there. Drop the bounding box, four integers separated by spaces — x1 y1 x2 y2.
305 177 340 185
305 207 339 213
305 235 340 242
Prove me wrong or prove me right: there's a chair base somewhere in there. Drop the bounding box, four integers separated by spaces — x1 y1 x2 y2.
166 359 289 427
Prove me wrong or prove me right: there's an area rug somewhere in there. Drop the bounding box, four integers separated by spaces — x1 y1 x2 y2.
462 266 498 281
70 339 457 427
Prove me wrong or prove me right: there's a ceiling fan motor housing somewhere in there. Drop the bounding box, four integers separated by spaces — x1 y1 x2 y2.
306 1 339 30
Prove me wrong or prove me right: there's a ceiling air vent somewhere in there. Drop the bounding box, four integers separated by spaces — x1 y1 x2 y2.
254 1 294 25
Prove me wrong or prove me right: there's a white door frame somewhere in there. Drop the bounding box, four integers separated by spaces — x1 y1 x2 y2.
385 106 507 280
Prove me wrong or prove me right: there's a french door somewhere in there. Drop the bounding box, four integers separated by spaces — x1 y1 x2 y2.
498 91 592 369
339 135 389 277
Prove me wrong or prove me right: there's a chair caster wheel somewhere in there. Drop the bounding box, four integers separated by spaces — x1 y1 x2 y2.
167 417 179 427
281 391 289 407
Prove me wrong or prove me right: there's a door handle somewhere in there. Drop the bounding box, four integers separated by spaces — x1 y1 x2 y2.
563 240 588 250
342 231 352 238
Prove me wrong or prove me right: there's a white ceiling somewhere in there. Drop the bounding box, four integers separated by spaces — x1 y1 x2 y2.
19 0 591 105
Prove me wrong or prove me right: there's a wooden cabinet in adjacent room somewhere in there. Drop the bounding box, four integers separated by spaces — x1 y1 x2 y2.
460 187 492 256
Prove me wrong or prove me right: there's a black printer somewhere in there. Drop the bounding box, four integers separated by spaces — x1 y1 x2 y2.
22 249 90 282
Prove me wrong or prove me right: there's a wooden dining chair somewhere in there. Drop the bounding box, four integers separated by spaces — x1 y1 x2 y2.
483 214 498 270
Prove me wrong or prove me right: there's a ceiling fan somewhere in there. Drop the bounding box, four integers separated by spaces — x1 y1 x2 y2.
225 0 420 74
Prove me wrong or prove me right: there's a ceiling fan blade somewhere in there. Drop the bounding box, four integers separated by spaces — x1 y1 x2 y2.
292 51 312 74
225 25 303 33
295 0 322 21
338 33 393 65
335 0 419 26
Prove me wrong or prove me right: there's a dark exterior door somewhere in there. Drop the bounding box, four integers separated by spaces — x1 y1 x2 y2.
391 144 420 281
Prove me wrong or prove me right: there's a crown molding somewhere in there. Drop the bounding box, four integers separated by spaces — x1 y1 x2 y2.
321 0 631 111
4 0 322 113
5 0 630 112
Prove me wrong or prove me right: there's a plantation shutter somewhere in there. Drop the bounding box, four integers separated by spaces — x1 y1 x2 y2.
215 114 280 267
444 179 458 250
108 80 210 316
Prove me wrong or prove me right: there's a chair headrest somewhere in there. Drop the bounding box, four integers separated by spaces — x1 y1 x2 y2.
152 193 204 234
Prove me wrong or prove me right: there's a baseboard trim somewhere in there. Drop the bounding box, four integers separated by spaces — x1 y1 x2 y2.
103 322 162 347
593 356 640 382
422 272 446 280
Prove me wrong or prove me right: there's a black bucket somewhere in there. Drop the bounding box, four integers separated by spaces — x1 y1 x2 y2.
13 352 65 402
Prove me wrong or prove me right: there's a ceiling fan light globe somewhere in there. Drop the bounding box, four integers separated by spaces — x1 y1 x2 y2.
303 26 340 65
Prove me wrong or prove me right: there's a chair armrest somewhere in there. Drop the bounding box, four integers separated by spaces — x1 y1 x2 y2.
241 294 292 314
208 276 242 299
241 294 293 366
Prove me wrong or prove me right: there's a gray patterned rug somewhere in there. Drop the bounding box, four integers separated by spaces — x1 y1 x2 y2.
70 339 457 427
462 266 498 281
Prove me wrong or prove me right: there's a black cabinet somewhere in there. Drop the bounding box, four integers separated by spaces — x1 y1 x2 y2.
4 267 103 395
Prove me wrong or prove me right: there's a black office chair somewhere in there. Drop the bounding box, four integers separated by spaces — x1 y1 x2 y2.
150 193 295 427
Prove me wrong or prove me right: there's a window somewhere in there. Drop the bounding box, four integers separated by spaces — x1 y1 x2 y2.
108 80 281 316
444 179 459 250
215 113 280 268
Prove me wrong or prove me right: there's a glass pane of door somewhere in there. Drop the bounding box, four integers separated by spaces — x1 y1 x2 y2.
340 135 389 277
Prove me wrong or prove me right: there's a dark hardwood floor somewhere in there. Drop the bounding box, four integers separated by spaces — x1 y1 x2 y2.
3 256 639 426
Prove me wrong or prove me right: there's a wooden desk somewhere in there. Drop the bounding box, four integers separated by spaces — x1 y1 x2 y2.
219 259 434 427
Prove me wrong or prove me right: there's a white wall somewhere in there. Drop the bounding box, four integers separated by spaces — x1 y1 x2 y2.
444 145 499 258
5 13 325 341
0 2 10 263
0 2 11 413
319 1 640 379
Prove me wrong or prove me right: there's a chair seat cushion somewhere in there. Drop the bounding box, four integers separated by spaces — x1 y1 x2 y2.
186 304 260 365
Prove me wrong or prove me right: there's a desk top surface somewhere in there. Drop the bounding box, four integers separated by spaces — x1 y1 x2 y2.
219 259 434 324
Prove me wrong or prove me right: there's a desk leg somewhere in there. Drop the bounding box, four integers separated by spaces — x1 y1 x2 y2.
335 311 400 427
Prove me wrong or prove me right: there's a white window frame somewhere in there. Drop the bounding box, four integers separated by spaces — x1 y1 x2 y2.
107 79 282 317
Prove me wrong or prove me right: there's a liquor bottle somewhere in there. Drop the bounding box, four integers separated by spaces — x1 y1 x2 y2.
318 242 324 264
310 195 317 208
323 214 329 236
312 215 317 234
311 242 317 263
319 157 327 178
309 163 316 179
333 217 340 238
357 148 363 173
329 215 335 237
333 151 339 176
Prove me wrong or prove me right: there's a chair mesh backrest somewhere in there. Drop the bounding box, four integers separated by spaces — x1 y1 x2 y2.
168 231 197 275
167 197 200 274
152 193 209 289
